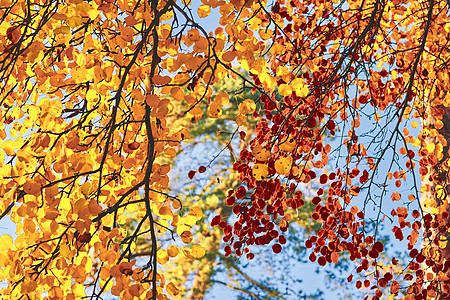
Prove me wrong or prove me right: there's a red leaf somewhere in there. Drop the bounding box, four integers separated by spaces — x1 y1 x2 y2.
319 174 328 184
226 196 236 206
211 215 221 226
373 241 384 252
188 170 196 179
239 131 246 140
236 186 246 199
318 256 326 266
272 243 282 253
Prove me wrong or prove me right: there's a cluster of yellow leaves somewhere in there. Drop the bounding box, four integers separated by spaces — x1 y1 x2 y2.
0 0 233 298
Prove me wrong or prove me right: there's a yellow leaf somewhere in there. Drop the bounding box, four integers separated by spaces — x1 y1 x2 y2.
214 92 229 106
16 149 32 164
198 4 211 18
102 214 114 227
239 99 256 115
236 114 246 126
427 143 435 154
248 17 261 30
279 136 296 152
66 16 83 28
59 197 71 211
2 140 15 156
20 280 37 294
189 206 203 219
192 244 205 258
167 245 179 257
292 78 309 97
87 9 100 20
183 215 197 226
81 182 92 197
86 89 99 102
60 243 71 258
156 219 169 233
76 2 91 12
157 249 169 264
252 145 270 161
180 231 193 243
274 157 292 175
252 163 269 181
0 252 11 267
0 234 13 250
117 214 127 225
54 26 70 35
166 282 180 296
278 84 292 96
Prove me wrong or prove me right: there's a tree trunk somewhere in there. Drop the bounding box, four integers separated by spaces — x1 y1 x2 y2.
186 232 220 300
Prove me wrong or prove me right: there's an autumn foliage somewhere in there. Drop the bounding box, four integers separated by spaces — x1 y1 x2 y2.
1 0 450 299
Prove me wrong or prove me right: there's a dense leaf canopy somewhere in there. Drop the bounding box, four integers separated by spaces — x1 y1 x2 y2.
1 0 450 299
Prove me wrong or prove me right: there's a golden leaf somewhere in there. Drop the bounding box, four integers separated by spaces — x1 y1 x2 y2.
274 157 292 175
198 4 211 18
167 245 179 257
0 234 13 250
279 136 296 152
157 249 169 265
239 99 256 115
20 280 37 294
180 231 193 243
166 282 180 296
252 145 270 161
252 163 269 181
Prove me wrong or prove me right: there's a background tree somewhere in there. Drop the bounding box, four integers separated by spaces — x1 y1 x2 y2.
126 75 324 299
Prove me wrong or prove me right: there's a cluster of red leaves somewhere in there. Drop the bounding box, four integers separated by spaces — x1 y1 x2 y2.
211 0 450 298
